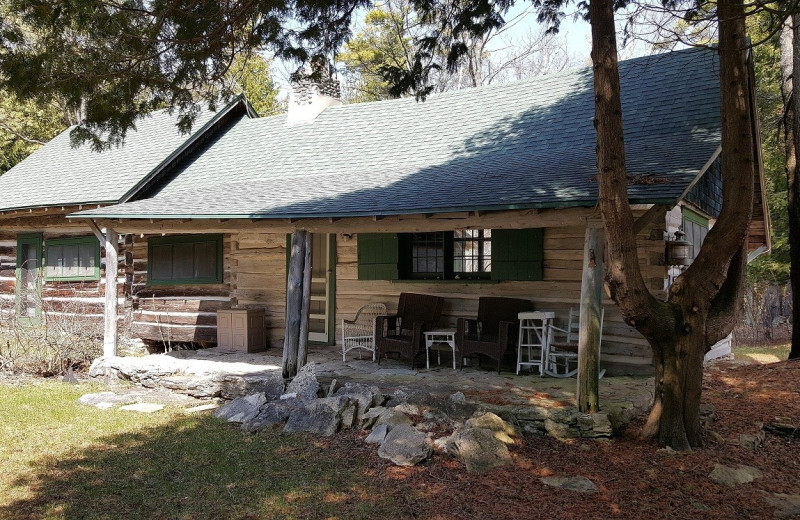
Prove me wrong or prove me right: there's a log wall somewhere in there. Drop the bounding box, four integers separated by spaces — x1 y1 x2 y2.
333 221 666 375
0 226 124 332
1 208 669 373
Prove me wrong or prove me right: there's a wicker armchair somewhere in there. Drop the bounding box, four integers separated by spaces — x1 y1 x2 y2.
456 297 535 373
341 303 387 362
376 293 444 368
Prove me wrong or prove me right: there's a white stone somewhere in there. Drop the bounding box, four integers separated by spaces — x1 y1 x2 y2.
183 404 219 413
119 403 164 413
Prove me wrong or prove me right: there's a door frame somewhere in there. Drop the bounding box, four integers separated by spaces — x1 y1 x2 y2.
15 233 43 321
286 233 336 345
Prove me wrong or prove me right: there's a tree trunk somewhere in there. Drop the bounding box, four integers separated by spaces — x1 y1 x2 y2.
783 17 800 360
283 230 307 378
298 232 313 367
589 0 753 449
577 224 605 413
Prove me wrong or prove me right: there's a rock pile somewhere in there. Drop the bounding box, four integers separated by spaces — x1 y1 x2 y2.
212 363 521 472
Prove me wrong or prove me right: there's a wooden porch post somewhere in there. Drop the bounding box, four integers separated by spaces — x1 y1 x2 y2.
577 223 605 413
297 231 313 367
103 227 119 357
283 230 307 378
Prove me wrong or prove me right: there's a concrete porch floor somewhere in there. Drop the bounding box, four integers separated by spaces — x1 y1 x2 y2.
90 344 655 436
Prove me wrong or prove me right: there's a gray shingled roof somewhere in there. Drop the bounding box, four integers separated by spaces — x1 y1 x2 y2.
0 107 222 212
77 47 721 220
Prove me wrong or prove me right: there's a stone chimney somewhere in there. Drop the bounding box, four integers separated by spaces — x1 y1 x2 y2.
287 55 342 124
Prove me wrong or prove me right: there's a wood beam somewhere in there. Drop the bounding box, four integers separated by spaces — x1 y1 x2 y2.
103 227 119 357
577 226 605 413
282 230 306 378
85 207 599 236
632 204 669 235
297 232 313 367
87 219 105 244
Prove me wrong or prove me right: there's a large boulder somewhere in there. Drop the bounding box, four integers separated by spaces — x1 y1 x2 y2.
334 383 383 423
365 424 389 445
213 393 267 423
377 425 433 466
374 408 415 429
241 398 302 432
465 412 516 444
709 464 763 487
285 362 321 401
283 396 353 436
446 427 512 473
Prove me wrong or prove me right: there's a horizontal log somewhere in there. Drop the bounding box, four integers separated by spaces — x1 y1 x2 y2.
132 312 218 327
132 286 232 298
131 323 218 343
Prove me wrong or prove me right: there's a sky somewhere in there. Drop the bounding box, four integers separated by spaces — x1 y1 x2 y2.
270 2 662 99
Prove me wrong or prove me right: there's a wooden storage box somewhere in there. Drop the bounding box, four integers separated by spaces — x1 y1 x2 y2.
216 309 266 352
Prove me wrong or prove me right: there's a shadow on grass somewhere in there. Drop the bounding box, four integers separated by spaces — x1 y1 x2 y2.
1 413 404 520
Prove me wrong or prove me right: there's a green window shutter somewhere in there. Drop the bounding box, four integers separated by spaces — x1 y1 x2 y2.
357 233 399 280
491 228 544 281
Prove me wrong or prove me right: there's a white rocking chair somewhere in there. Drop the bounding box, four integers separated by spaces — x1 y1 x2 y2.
547 307 605 378
341 303 387 362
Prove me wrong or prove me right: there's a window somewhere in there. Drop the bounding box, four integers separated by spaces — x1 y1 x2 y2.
45 236 100 281
357 229 541 282
148 235 223 285
407 230 491 279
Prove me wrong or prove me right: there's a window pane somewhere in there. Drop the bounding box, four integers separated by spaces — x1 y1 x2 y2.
453 229 490 274
46 245 63 278
410 232 444 275
78 243 96 277
172 242 195 279
151 244 173 280
193 241 217 279
62 244 79 277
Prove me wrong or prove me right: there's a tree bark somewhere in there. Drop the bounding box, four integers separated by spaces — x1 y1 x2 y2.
577 224 605 413
782 17 800 360
283 230 307 378
298 232 313 367
589 0 754 449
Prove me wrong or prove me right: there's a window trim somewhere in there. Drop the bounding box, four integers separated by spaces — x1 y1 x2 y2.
44 236 101 282
147 234 224 286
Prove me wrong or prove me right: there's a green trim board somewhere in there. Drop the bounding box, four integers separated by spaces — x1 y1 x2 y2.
147 234 223 285
15 233 43 320
682 207 710 228
44 236 100 282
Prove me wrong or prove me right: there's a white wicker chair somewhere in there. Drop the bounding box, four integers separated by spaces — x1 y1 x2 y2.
547 307 605 377
342 303 387 362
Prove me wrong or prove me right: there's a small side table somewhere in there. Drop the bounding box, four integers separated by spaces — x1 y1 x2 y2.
517 311 555 375
425 329 457 370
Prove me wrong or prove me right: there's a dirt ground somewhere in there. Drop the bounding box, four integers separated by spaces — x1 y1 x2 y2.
341 357 800 519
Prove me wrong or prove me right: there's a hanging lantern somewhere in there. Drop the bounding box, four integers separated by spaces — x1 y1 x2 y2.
666 230 693 266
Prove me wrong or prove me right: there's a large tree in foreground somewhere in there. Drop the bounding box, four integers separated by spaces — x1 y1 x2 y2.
589 0 753 448
0 0 761 448
780 18 800 360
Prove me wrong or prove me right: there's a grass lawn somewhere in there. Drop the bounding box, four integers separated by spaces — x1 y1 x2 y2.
2 359 799 520
0 381 400 520
732 342 791 363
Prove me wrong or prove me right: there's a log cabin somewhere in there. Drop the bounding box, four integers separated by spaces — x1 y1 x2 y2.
0 47 770 375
